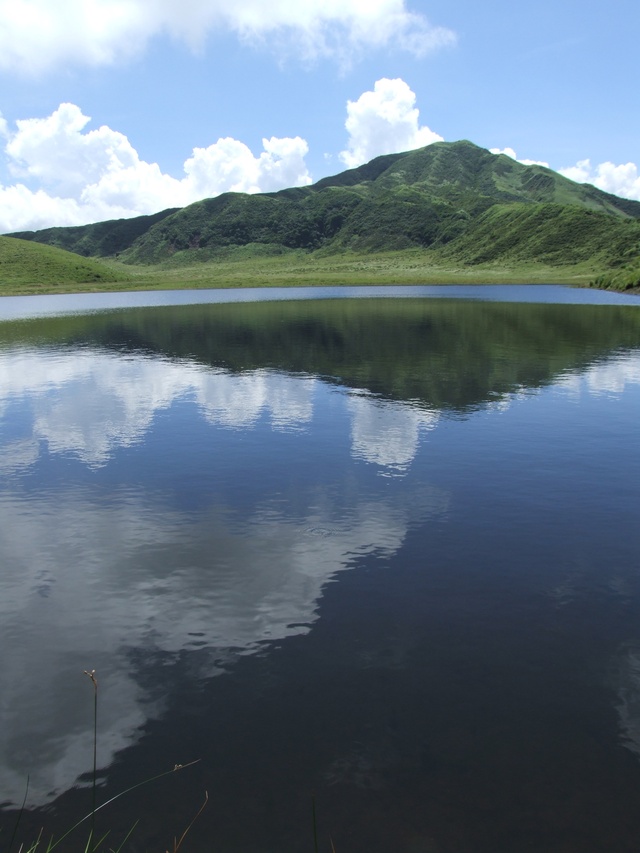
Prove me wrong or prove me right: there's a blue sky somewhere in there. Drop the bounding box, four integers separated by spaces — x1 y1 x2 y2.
0 0 638 233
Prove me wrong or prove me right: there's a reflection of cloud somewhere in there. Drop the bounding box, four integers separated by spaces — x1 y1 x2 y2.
0 350 316 467
0 343 451 804
0 437 39 473
0 345 457 801
0 349 195 464
0 481 449 805
264 373 315 429
557 354 640 397
485 395 512 414
348 392 439 472
1 347 440 474
195 370 314 430
4 346 639 476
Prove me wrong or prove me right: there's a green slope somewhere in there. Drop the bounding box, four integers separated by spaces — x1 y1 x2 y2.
372 141 640 216
6 140 640 280
118 143 640 265
0 236 131 291
436 203 640 266
90 142 640 268
10 208 178 257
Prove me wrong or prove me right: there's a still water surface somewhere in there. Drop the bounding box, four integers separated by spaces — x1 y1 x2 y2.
1 286 640 852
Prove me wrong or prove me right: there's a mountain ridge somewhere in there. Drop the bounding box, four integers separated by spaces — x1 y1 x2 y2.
7 140 640 282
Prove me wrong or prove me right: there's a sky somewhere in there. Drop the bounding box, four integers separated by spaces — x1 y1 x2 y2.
0 0 638 234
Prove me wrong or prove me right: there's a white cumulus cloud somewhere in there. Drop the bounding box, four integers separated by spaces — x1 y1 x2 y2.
559 158 640 201
0 0 456 75
490 147 550 167
339 77 443 169
183 134 311 197
0 103 311 233
491 147 640 202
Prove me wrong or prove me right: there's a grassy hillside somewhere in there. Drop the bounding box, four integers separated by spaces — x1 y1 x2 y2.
4 140 640 294
0 236 131 292
114 142 640 265
10 208 178 258
436 203 640 267
591 265 640 291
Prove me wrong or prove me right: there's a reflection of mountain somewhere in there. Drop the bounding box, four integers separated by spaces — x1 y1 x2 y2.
2 298 639 413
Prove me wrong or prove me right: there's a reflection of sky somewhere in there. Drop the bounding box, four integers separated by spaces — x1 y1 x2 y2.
3 342 640 805
0 350 317 468
4 347 639 475
0 345 450 805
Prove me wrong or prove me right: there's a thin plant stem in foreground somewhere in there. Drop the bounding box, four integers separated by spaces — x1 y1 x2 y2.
83 670 98 852
6 775 30 853
43 760 202 852
168 790 209 853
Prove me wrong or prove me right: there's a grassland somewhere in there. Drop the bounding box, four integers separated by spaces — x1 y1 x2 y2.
0 241 604 297
0 236 131 295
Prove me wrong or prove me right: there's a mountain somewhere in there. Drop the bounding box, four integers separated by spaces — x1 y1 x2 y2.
8 141 640 278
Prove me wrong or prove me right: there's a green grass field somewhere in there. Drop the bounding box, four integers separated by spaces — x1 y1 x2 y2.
0 237 608 297
0 236 131 295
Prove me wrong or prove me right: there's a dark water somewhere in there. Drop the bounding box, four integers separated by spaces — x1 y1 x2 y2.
1 287 640 852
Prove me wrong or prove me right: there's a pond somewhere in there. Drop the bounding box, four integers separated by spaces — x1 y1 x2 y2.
1 285 640 852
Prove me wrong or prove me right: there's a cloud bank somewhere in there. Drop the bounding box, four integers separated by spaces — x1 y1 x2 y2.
0 103 312 232
0 0 456 75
